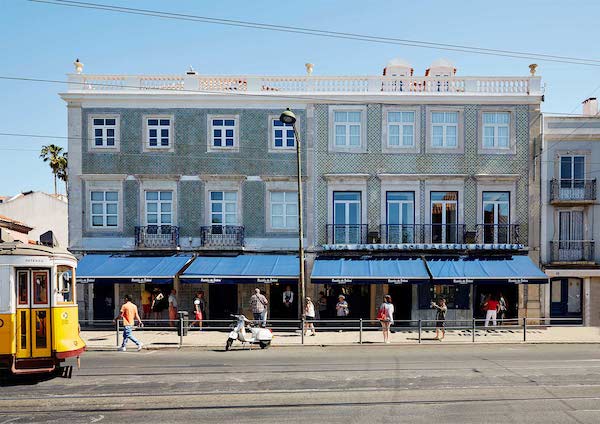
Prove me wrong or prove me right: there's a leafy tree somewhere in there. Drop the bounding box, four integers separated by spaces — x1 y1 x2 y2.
40 144 65 195
57 152 68 194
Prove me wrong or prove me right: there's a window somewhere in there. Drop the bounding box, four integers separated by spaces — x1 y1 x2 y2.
270 191 298 230
91 117 117 148
90 191 118 227
57 265 74 304
431 112 458 147
386 192 415 243
334 111 362 147
210 191 238 225
482 112 510 148
431 191 458 243
333 192 362 243
387 112 415 147
145 191 173 225
146 118 171 148
272 118 295 149
482 192 510 243
210 117 237 148
560 155 585 187
418 284 470 309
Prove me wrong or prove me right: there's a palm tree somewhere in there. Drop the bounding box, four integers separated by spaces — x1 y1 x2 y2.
57 152 68 195
40 144 64 195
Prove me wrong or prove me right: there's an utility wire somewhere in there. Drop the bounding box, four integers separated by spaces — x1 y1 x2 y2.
26 0 600 67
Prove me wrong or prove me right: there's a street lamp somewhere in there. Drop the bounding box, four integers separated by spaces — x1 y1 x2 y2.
279 108 305 319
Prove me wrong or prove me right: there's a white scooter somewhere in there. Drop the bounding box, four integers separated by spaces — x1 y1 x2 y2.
225 314 273 351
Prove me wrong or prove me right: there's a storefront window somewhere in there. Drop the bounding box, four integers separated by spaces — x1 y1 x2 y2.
418 284 470 309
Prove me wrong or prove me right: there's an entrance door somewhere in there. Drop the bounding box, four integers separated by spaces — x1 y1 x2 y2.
387 284 412 325
482 192 510 243
333 192 362 244
472 284 518 320
209 284 238 320
326 284 371 319
551 278 582 319
431 191 458 243
269 283 298 319
15 269 51 359
93 283 115 321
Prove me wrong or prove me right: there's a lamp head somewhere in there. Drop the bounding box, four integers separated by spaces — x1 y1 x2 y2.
279 108 296 125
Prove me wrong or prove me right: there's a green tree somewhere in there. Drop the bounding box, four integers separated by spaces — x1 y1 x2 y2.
40 144 64 195
57 152 68 195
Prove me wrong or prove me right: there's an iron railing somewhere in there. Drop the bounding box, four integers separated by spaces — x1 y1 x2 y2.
326 224 369 244
550 179 596 202
380 224 422 243
135 225 179 249
475 224 520 244
377 224 467 244
200 225 244 248
550 240 595 262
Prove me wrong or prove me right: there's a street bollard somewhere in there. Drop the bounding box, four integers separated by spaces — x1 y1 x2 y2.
359 318 363 344
418 319 422 344
179 316 184 348
472 318 476 343
115 319 120 348
523 317 527 342
301 318 305 345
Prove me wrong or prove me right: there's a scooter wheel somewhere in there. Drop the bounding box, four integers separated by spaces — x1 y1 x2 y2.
259 341 270 349
225 338 234 351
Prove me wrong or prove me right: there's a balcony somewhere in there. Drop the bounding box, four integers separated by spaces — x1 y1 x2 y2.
135 225 179 249
378 224 465 244
550 240 595 263
200 225 244 248
326 224 369 244
550 179 596 204
475 224 520 244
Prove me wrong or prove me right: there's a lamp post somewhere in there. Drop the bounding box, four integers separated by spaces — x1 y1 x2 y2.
279 108 305 319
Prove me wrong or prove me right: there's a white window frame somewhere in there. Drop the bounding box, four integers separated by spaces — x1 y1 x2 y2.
482 112 510 149
478 109 516 155
88 114 120 151
144 190 174 226
207 115 240 152
268 115 296 153
85 179 124 232
90 190 119 229
138 179 178 226
268 191 298 231
426 108 464 154
382 107 420 154
328 105 367 153
143 115 174 152
209 191 239 226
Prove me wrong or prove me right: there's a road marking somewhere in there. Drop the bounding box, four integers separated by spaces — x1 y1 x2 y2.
90 415 104 422
0 417 26 424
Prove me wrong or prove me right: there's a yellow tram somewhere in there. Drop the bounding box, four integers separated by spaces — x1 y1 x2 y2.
0 233 85 375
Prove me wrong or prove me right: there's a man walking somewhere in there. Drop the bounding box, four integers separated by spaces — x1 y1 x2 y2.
250 288 268 327
115 294 144 352
168 288 178 327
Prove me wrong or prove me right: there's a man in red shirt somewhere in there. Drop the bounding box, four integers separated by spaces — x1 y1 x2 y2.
484 295 499 327
114 294 144 351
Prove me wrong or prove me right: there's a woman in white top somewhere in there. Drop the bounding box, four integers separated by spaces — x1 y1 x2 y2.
378 295 395 344
303 297 316 336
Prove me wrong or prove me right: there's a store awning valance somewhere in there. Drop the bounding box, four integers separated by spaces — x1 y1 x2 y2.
426 256 549 284
76 254 193 284
310 258 430 284
181 255 299 284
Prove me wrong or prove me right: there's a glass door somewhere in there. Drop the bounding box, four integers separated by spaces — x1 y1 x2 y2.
431 192 458 243
386 192 415 243
560 156 585 198
482 192 510 243
558 211 584 261
333 192 361 243
15 269 51 359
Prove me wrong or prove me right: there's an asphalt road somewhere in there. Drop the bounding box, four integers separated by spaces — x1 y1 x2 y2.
1 344 600 423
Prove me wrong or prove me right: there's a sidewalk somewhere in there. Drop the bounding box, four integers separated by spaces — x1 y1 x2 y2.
82 326 600 350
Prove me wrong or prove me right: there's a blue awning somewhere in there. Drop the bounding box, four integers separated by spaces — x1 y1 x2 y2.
310 258 430 284
426 256 548 284
181 255 299 284
76 254 193 284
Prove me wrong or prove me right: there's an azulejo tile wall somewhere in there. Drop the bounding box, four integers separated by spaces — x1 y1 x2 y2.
312 103 530 245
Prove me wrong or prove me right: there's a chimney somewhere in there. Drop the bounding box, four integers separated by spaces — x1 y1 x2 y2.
583 98 598 116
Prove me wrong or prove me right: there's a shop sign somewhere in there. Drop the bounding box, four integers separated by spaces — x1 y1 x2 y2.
131 277 152 283
200 277 222 283
331 278 352 284
508 278 528 284
257 277 279 284
453 278 473 284
388 278 408 284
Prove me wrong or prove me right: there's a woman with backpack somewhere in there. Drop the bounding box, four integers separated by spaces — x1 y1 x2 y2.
377 295 395 344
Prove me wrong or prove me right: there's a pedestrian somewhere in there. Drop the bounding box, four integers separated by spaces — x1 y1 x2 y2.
304 297 316 336
498 292 508 325
191 291 205 329
283 285 294 317
114 294 143 352
431 298 447 341
250 288 269 327
151 288 165 323
377 294 394 344
168 288 178 327
484 295 499 328
141 290 152 320
335 295 349 332
317 291 328 320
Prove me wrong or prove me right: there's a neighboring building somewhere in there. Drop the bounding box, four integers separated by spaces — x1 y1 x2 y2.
63 59 547 325
0 214 33 243
541 98 600 326
0 191 68 247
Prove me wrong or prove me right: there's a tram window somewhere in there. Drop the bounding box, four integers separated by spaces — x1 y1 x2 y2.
57 266 74 303
17 271 28 305
33 272 48 305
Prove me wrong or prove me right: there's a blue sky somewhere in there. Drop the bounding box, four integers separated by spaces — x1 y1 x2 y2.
1 0 598 196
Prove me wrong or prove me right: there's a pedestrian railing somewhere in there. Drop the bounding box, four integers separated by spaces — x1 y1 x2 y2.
90 316 585 349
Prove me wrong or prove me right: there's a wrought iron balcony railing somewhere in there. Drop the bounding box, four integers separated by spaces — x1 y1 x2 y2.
200 225 244 248
135 225 179 249
550 240 595 263
550 179 596 203
475 224 520 244
378 224 466 244
380 224 422 244
326 224 369 244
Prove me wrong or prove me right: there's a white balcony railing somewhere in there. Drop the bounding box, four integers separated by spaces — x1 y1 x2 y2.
67 74 542 96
